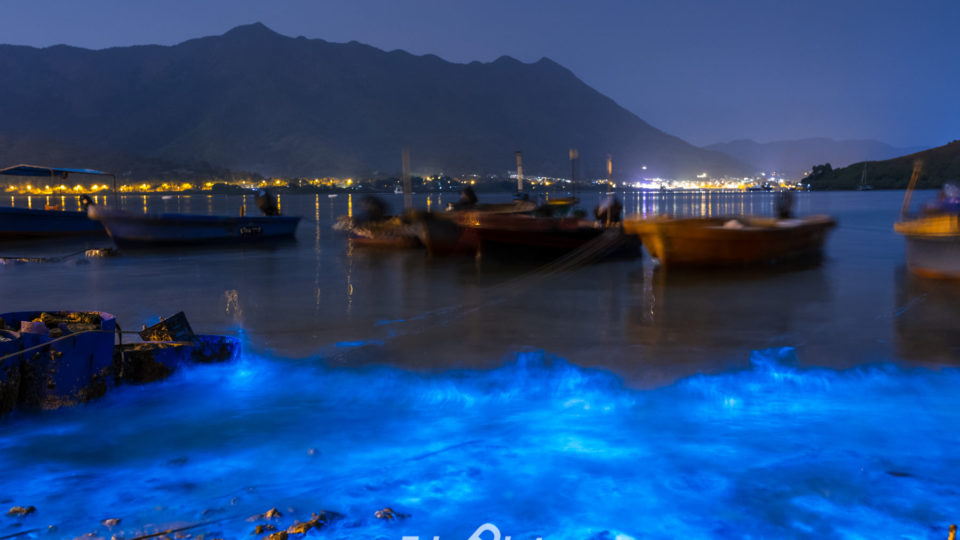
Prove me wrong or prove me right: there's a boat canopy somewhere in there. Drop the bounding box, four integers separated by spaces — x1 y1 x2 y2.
0 164 115 178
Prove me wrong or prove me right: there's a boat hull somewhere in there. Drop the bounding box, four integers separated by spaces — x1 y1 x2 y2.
115 334 241 384
349 234 422 249
623 215 836 267
470 214 605 254
0 310 115 411
0 207 105 239
417 215 481 255
415 201 537 256
419 210 639 260
895 215 960 279
89 207 299 248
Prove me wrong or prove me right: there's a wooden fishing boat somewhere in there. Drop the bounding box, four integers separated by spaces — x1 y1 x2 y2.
892 161 960 279
622 214 836 267
417 152 584 256
894 214 960 279
0 164 115 239
469 213 606 253
421 208 639 260
88 206 300 248
416 200 538 255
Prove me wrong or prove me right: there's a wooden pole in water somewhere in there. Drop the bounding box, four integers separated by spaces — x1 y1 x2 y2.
899 160 923 219
401 148 412 211
515 151 524 193
606 154 613 188
569 148 579 197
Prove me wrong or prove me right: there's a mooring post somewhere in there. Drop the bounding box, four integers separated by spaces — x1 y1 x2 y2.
515 151 524 193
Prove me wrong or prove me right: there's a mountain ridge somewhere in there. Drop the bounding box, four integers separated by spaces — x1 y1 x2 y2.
805 140 960 189
0 23 746 180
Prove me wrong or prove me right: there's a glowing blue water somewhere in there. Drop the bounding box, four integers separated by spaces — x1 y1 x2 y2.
2 191 957 538
2 347 957 539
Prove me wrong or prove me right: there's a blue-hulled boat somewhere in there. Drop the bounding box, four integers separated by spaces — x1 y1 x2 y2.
0 310 116 412
0 205 106 238
0 164 116 239
88 205 300 248
0 310 241 416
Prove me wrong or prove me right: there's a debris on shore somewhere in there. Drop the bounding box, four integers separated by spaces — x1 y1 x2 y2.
6 505 35 517
247 507 283 521
374 507 410 520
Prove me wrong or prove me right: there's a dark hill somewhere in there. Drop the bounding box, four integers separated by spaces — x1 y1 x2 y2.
705 137 920 179
805 140 960 190
0 23 746 180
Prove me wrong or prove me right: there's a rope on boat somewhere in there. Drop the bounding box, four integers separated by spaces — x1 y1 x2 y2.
0 328 197 363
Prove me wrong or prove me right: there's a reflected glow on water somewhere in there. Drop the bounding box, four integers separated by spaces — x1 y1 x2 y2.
1 348 958 539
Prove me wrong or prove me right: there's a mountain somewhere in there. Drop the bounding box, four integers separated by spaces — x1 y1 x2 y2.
805 140 960 190
0 23 746 181
704 137 921 179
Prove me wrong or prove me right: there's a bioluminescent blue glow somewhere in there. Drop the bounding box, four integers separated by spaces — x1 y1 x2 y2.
1 348 957 539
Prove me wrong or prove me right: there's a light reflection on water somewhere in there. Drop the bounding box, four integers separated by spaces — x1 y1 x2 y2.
0 189 957 537
0 190 944 379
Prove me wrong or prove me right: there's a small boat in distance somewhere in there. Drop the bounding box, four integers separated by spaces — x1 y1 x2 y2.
88 189 299 248
0 164 113 239
857 162 873 191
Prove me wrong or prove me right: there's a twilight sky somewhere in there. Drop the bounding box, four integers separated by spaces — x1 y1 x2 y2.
1 0 957 149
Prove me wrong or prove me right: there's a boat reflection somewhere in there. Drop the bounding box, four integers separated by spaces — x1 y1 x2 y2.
625 261 834 384
894 268 960 364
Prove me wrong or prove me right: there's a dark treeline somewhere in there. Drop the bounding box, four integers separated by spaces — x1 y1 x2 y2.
805 140 960 189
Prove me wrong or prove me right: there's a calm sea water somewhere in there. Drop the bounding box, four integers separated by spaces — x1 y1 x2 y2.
1 190 957 539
